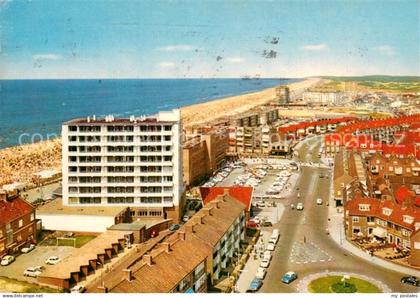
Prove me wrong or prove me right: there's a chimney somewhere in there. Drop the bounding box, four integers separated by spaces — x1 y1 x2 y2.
0 191 6 202
178 230 186 241
223 188 229 198
203 207 213 216
123 269 132 281
198 214 206 224
162 242 171 253
211 201 220 209
143 254 153 266
186 223 195 234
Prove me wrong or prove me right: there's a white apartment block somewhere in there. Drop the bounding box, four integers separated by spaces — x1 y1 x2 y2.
61 109 183 220
303 91 342 105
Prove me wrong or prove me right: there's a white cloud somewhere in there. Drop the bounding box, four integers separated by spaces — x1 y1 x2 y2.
156 61 176 68
157 45 194 52
300 43 328 51
374 45 395 56
225 57 245 64
32 54 62 60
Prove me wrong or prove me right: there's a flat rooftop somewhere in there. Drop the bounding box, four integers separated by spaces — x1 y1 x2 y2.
40 230 130 279
37 198 126 217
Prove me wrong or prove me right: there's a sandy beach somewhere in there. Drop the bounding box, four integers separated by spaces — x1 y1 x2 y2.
0 78 320 188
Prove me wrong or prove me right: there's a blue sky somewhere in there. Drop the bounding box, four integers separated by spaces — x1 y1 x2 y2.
0 0 418 79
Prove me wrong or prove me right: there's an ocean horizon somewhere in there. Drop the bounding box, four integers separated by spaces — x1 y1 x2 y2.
0 78 300 149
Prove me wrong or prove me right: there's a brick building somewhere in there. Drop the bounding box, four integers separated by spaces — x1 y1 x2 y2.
344 197 420 266
0 192 37 257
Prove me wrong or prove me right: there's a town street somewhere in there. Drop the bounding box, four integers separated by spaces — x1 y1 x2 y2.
260 136 416 293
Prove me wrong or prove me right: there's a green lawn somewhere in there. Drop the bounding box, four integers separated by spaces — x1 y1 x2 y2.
0 277 61 293
308 275 382 293
56 235 96 248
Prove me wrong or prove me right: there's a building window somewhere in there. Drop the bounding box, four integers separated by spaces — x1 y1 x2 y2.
30 213 34 221
352 217 359 223
137 210 148 217
17 234 22 242
0 243 4 252
0 230 3 238
149 211 162 217
18 219 23 228
29 226 33 234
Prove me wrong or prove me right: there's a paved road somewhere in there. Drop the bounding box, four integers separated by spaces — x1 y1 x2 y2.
260 136 416 293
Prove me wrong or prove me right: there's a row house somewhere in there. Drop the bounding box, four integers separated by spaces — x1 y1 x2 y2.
345 197 420 267
0 192 37 257
90 192 246 293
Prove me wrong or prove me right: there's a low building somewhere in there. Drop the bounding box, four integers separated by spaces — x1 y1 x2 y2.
88 191 246 293
344 197 420 266
0 192 37 257
303 91 342 105
36 198 129 233
38 230 132 289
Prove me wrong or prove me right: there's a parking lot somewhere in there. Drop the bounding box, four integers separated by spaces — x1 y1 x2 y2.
0 246 75 283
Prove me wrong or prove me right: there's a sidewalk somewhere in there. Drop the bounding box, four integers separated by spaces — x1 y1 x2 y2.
327 203 420 276
235 231 271 293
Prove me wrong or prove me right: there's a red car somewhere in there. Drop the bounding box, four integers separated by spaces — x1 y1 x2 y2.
150 229 159 238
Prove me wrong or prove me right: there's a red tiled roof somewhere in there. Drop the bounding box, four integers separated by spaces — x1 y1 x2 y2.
345 197 420 230
394 186 413 204
199 187 253 211
0 196 34 226
416 197 420 208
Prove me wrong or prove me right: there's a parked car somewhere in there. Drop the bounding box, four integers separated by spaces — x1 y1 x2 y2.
260 259 270 268
263 251 272 261
150 229 159 238
252 217 261 224
262 221 273 227
71 285 86 293
269 235 279 244
23 267 42 278
267 243 275 251
182 215 190 222
316 198 323 205
296 203 304 210
1 255 15 266
400 276 420 287
282 271 298 284
169 224 180 231
247 278 263 292
45 256 61 265
21 244 35 253
255 267 267 279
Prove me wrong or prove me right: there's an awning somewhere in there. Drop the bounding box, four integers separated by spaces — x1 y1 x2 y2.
372 227 387 238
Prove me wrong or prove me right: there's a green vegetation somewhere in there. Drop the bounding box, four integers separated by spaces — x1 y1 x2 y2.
40 234 96 248
322 75 420 83
308 275 381 293
321 75 420 92
0 277 61 293
56 235 96 248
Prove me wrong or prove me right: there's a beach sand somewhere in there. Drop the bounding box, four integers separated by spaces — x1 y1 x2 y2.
0 78 321 188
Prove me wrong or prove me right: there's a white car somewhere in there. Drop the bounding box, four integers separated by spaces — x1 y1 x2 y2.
267 243 275 251
260 259 270 268
1 255 15 266
255 267 267 279
316 198 323 205
182 215 190 222
296 203 304 210
252 217 261 224
71 285 86 293
269 235 279 244
23 267 42 277
263 251 272 261
21 244 35 253
45 256 61 265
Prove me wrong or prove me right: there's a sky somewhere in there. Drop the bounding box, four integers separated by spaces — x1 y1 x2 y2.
0 0 419 79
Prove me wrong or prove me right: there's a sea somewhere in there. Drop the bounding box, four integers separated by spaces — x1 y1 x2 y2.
0 78 298 149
